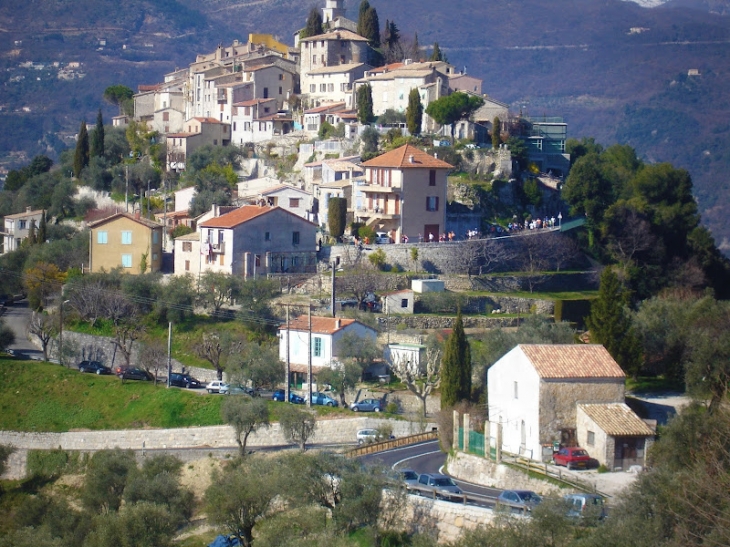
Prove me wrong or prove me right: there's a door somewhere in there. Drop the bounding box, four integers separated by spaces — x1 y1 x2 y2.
424 224 439 242
614 437 644 470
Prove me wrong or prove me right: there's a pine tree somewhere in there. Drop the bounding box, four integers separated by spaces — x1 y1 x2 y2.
440 311 471 408
406 88 423 136
37 212 47 244
492 116 501 149
73 120 89 178
357 84 374 124
90 108 105 159
586 268 642 377
303 7 323 39
430 42 443 62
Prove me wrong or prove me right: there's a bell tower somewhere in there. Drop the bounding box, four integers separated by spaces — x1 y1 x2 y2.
322 0 345 24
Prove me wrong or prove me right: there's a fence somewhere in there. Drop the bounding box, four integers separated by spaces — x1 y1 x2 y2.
457 427 487 458
500 452 605 495
346 430 438 458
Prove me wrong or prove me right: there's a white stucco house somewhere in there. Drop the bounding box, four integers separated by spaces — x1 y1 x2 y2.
381 289 414 314
487 344 633 463
278 316 377 384
259 184 315 222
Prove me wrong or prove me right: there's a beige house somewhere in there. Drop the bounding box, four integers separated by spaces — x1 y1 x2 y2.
166 118 231 172
2 207 45 254
88 213 163 274
360 144 453 243
381 289 414 314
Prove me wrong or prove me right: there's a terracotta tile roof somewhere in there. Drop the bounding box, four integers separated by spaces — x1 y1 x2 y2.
234 98 276 107
261 184 311 196
192 117 222 124
279 316 375 335
299 29 369 43
361 144 453 169
578 403 655 436
175 232 200 241
198 205 273 229
520 344 626 380
87 212 162 230
308 63 366 75
304 102 347 114
4 208 44 219
367 62 405 74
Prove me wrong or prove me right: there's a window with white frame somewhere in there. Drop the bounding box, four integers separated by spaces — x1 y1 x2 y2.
121 254 132 268
121 231 132 245
153 231 159 244
587 431 595 446
313 337 322 357
97 231 108 244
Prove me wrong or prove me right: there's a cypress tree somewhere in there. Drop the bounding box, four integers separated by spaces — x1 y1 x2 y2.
303 7 323 39
440 311 471 408
430 42 443 62
73 120 89 178
357 84 374 124
586 268 642 377
492 116 501 149
90 108 105 159
26 220 37 246
357 0 370 36
362 6 380 48
37 212 47 244
412 32 420 61
406 88 423 136
327 197 347 240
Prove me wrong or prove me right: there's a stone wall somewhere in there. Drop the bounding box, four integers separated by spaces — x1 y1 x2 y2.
383 315 522 330
0 417 436 480
402 494 497 543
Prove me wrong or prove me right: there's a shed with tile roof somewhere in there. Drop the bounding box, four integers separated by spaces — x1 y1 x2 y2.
487 344 641 464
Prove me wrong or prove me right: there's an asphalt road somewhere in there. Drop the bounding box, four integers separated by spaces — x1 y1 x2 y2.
3 300 44 360
361 439 502 509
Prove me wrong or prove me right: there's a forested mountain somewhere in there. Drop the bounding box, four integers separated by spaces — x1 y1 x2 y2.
1 0 729 252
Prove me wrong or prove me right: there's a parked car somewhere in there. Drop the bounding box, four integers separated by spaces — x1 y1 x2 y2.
350 398 384 412
119 368 153 381
553 447 596 469
77 360 111 375
272 389 305 404
399 468 420 491
411 473 463 501
220 383 257 396
208 535 241 547
497 490 542 512
375 232 392 244
563 493 607 520
206 380 227 394
310 392 338 407
169 373 203 389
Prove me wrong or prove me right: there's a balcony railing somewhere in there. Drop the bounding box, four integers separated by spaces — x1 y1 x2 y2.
211 242 225 254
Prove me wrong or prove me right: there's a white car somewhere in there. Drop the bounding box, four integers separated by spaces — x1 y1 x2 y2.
375 232 392 244
206 380 227 394
356 428 379 445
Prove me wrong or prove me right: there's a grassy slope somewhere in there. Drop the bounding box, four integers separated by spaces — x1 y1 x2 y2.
0 358 353 432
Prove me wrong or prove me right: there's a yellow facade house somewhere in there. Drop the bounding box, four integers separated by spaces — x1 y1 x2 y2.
88 212 163 274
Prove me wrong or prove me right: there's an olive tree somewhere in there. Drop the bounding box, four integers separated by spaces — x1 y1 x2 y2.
221 396 270 457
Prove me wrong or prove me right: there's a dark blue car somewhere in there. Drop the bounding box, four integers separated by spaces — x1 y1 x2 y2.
272 389 305 404
209 535 240 547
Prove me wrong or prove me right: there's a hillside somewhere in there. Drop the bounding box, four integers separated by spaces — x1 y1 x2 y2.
1 0 730 252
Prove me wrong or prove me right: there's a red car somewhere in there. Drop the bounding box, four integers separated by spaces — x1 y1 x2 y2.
553 447 595 469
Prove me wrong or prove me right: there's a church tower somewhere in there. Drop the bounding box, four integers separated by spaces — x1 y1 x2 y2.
322 0 345 24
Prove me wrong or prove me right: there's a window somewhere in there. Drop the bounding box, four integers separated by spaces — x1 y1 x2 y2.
328 83 334 92
97 231 108 244
263 87 269 98
19 220 26 229
279 86 283 95
279 73 284 80
429 170 436 186
310 84 316 93
185 260 190 271
182 241 192 252
122 254 132 268
121 231 132 245
289 198 300 208
265 231 270 241
213 139 218 145
152 253 158 261
255 254 261 267
313 337 322 357
401 298 408 308
320 83 327 92
163 112 169 121
426 196 439 211
514 381 518 399
587 431 595 446
292 231 300 245
152 231 159 244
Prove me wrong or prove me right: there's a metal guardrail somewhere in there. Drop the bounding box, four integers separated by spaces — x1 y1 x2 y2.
346 431 438 458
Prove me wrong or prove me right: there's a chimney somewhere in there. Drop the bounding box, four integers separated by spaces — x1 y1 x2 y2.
434 153 438 159
335 319 341 329
26 206 32 213
409 154 414 164
134 211 141 220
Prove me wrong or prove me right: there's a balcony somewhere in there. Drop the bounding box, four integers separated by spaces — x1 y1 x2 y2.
354 207 400 220
357 183 401 194
211 242 225 254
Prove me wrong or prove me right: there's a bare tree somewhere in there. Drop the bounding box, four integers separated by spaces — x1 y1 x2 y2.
387 336 442 417
138 337 168 385
481 237 518 274
606 209 657 271
102 291 143 368
516 233 551 293
194 331 241 381
337 265 385 309
28 311 59 361
542 233 581 272
67 279 108 327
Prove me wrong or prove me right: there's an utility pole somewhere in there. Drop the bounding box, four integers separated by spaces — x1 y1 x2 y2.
285 304 291 403
162 175 168 249
330 261 336 317
147 179 151 220
167 322 173 388
125 164 129 213
307 303 312 407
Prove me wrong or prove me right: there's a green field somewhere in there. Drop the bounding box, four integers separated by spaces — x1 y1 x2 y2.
0 358 351 432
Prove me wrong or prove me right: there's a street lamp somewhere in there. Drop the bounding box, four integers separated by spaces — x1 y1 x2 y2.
557 212 562 229
59 299 70 366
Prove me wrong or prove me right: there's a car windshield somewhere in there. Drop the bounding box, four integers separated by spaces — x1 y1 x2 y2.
433 478 456 487
517 492 540 502
402 471 418 480
572 450 589 457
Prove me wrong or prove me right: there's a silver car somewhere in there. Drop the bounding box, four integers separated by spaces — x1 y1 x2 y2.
412 473 463 501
